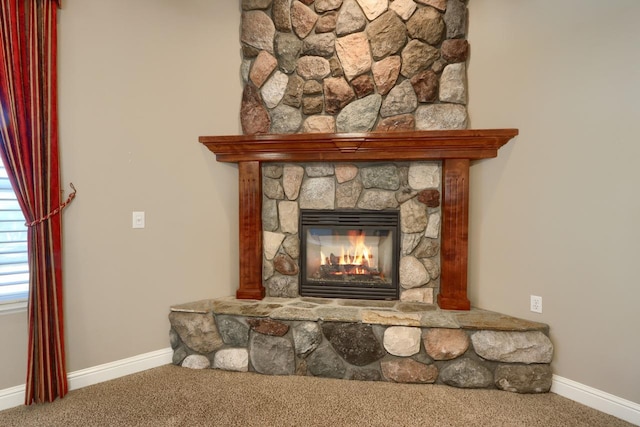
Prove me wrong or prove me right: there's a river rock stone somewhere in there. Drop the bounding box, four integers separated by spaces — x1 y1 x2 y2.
383 326 422 356
440 358 493 388
216 315 250 347
275 32 303 74
283 164 304 200
169 311 224 354
262 70 289 108
440 63 466 104
250 333 295 375
302 95 323 114
276 205 298 236
241 59 251 83
410 70 439 103
367 10 407 61
412 237 439 258
241 84 270 134
264 177 285 199
250 50 278 88
407 6 444 45
213 348 249 372
315 0 343 12
169 328 180 349
390 0 417 21
282 234 300 259
316 11 338 33
351 74 375 98
322 322 386 366
335 32 372 81
335 164 359 183
273 252 299 275
401 39 440 78
401 198 428 233
442 39 470 63
273 0 292 31
297 56 331 80
400 288 434 304
303 115 336 133
349 369 381 381
282 73 304 107
422 257 440 279
181 354 210 369
241 11 276 54
423 328 469 360
247 318 290 336
418 189 440 207
396 186 418 204
357 188 398 210
299 177 335 209
242 0 273 10
291 1 318 38
270 104 303 133
303 33 336 57
263 259 275 280
293 322 323 356
361 164 400 190
336 94 382 132
372 55 401 95
264 164 283 179
307 343 347 378
380 79 417 117
408 162 440 190
425 212 441 239
336 177 364 208
381 359 438 383
417 0 446 11
415 104 468 130
172 345 187 365
356 0 388 20
336 0 366 36
266 274 299 297
263 231 285 260
444 0 467 39
402 232 422 255
494 364 553 394
376 114 415 132
400 255 430 288
471 331 554 364
324 76 355 114
306 163 334 177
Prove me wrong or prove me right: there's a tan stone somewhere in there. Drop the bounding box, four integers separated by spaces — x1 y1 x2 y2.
383 326 422 356
416 0 446 11
324 76 355 114
241 11 276 54
356 0 388 20
283 165 304 200
302 116 336 133
335 32 372 81
278 200 299 233
335 164 359 183
390 0 417 21
297 56 331 80
250 50 278 88
381 359 438 383
400 288 434 304
361 310 421 326
423 328 470 360
291 1 318 39
372 56 401 95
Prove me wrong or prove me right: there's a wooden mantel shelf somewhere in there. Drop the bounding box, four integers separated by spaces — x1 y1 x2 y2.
199 129 518 310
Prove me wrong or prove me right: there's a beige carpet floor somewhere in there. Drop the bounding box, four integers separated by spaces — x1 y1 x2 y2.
0 364 633 427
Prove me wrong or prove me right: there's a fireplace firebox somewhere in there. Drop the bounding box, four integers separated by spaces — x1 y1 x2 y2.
300 210 399 300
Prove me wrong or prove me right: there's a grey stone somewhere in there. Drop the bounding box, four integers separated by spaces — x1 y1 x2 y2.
250 333 295 375
400 255 430 289
444 0 467 39
213 348 249 372
299 177 335 209
381 359 438 383
181 354 210 369
293 322 323 356
263 258 275 281
349 369 381 381
412 238 439 258
266 275 299 298
322 322 386 366
306 163 334 177
422 257 440 280
423 328 469 360
415 104 468 130
264 164 283 179
169 328 180 349
261 70 289 108
263 177 285 199
262 198 278 232
336 0 367 36
303 33 336 57
471 331 554 364
383 326 422 356
316 306 361 322
282 234 300 259
336 94 382 132
336 177 364 208
402 232 422 255
409 162 440 190
307 343 346 378
241 59 251 84
439 63 466 104
396 186 418 204
264 231 285 260
278 200 299 233
283 164 304 200
407 6 444 45
425 212 441 239
440 358 493 388
172 345 187 365
315 0 343 12
494 364 553 394
361 164 400 190
168 311 224 354
282 73 304 107
270 104 303 134
241 11 276 54
400 39 440 78
216 315 250 347
357 189 398 210
272 0 292 32
401 197 428 233
366 10 407 61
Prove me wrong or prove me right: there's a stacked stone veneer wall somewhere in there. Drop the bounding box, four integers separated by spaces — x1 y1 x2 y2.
240 0 469 134
262 161 442 302
169 300 554 393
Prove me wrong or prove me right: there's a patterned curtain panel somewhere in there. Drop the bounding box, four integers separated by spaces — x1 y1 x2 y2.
0 0 71 404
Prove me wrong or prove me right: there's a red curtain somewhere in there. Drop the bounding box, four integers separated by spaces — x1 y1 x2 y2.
0 0 71 404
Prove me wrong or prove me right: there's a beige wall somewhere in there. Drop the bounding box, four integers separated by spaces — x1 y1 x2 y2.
467 1 640 403
0 0 242 389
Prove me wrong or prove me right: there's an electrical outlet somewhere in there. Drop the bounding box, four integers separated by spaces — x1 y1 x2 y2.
132 211 145 229
530 295 542 313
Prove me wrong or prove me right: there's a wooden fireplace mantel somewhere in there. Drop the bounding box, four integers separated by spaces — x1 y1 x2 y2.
199 129 518 310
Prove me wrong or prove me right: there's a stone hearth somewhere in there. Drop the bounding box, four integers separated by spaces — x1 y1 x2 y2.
169 298 554 393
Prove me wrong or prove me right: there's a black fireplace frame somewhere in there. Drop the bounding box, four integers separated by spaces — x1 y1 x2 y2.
299 209 400 300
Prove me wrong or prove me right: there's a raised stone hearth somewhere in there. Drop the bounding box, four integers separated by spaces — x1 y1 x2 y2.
169 298 554 394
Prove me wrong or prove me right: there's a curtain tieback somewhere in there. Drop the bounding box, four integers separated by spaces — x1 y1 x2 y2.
25 183 77 227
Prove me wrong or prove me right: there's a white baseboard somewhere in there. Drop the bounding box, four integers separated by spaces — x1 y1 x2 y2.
552 375 640 426
0 347 172 412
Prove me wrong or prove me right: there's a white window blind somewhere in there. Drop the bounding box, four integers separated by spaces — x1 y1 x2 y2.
0 162 29 305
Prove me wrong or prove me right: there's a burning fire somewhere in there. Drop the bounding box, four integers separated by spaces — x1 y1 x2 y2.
320 230 375 275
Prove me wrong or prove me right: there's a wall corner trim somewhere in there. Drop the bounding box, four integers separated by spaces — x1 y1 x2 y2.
551 375 640 425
